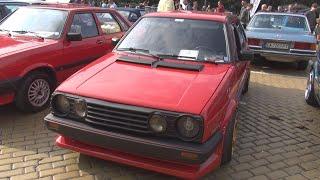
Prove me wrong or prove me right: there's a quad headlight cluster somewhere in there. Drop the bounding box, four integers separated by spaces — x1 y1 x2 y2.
51 94 87 119
148 113 203 141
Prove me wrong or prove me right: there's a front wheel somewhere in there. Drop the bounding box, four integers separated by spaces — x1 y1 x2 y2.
15 72 53 112
305 70 319 107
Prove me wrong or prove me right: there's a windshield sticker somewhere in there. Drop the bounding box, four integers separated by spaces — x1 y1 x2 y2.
179 50 199 59
175 19 184 22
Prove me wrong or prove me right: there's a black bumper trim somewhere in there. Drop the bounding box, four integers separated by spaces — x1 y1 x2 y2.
0 77 20 94
45 114 222 164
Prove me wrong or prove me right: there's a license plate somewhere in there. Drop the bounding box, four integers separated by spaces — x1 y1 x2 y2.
264 42 289 50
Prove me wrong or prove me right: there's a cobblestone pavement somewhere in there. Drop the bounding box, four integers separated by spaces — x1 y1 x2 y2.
0 62 320 180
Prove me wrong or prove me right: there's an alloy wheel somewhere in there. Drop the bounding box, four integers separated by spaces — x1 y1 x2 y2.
27 79 50 107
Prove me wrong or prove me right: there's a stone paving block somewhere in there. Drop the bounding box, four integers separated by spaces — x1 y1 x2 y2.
10 172 39 180
0 169 23 178
267 170 289 179
231 171 253 180
52 171 79 180
250 166 271 176
39 167 65 178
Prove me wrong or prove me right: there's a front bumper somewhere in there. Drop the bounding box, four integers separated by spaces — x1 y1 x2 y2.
45 114 223 178
250 46 316 62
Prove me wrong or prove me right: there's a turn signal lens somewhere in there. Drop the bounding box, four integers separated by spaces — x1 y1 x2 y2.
248 38 260 46
294 42 314 50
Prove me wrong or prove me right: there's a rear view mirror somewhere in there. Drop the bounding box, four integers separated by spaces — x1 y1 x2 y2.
112 37 120 46
67 33 82 41
239 50 254 61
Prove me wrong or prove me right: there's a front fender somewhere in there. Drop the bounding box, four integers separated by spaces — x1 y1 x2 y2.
19 63 56 78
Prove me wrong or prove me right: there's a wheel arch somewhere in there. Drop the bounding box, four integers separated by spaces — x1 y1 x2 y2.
19 64 57 87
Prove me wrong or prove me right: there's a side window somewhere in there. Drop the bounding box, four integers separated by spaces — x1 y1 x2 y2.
95 12 122 34
69 13 99 38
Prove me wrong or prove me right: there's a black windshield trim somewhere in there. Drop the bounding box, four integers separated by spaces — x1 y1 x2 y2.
154 61 204 72
116 56 155 65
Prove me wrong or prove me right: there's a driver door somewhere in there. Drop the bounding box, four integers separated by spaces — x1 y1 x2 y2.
60 12 106 81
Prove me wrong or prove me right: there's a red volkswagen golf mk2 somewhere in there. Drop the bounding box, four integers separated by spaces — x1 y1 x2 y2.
0 4 130 111
45 11 253 179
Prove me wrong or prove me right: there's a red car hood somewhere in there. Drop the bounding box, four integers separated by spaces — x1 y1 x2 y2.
58 54 230 114
0 35 53 57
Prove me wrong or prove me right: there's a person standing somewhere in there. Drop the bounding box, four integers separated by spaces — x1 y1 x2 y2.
157 0 174 12
277 6 283 12
105 0 117 8
183 0 193 10
193 1 198 11
239 1 248 24
306 3 318 32
240 0 248 15
240 4 253 28
215 1 225 13
314 18 320 41
260 4 268 12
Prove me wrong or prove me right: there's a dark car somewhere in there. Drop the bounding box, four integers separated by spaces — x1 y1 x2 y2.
0 0 45 20
116 7 144 22
305 53 320 107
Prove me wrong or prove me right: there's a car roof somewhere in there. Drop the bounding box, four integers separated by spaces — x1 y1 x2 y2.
21 3 116 11
116 7 144 11
144 11 233 23
0 0 44 4
254 12 307 18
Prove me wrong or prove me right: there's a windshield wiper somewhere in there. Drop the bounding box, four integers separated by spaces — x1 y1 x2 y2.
117 47 161 60
156 54 197 60
11 30 44 39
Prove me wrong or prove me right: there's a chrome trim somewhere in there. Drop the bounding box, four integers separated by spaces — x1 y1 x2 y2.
249 45 262 49
289 49 317 53
251 49 316 57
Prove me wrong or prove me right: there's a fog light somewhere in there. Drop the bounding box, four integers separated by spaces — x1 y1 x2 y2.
74 99 87 118
149 114 167 133
177 116 200 139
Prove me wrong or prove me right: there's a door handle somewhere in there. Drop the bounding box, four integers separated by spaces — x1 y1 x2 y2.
96 40 104 44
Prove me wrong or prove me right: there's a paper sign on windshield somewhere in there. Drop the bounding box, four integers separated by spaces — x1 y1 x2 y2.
179 50 199 59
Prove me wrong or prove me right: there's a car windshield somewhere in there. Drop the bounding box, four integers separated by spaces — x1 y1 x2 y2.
0 8 68 39
117 17 227 61
248 14 309 32
118 10 130 18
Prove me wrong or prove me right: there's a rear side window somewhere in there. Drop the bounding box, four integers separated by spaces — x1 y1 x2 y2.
69 13 99 38
96 12 121 34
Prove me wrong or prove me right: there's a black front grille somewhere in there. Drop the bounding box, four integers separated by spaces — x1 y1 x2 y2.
85 102 151 134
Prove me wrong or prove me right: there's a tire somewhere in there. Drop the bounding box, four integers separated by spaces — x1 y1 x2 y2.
242 71 250 94
305 70 319 107
15 72 53 112
297 61 308 70
221 113 237 165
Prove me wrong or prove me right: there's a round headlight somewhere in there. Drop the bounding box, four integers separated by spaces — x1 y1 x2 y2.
177 116 200 139
52 94 70 115
149 114 167 133
74 99 87 118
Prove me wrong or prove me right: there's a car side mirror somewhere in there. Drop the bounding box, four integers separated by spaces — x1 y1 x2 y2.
67 33 82 41
239 50 254 61
112 37 120 46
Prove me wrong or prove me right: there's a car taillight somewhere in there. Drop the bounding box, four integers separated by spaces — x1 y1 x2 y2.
294 42 316 50
248 38 260 46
